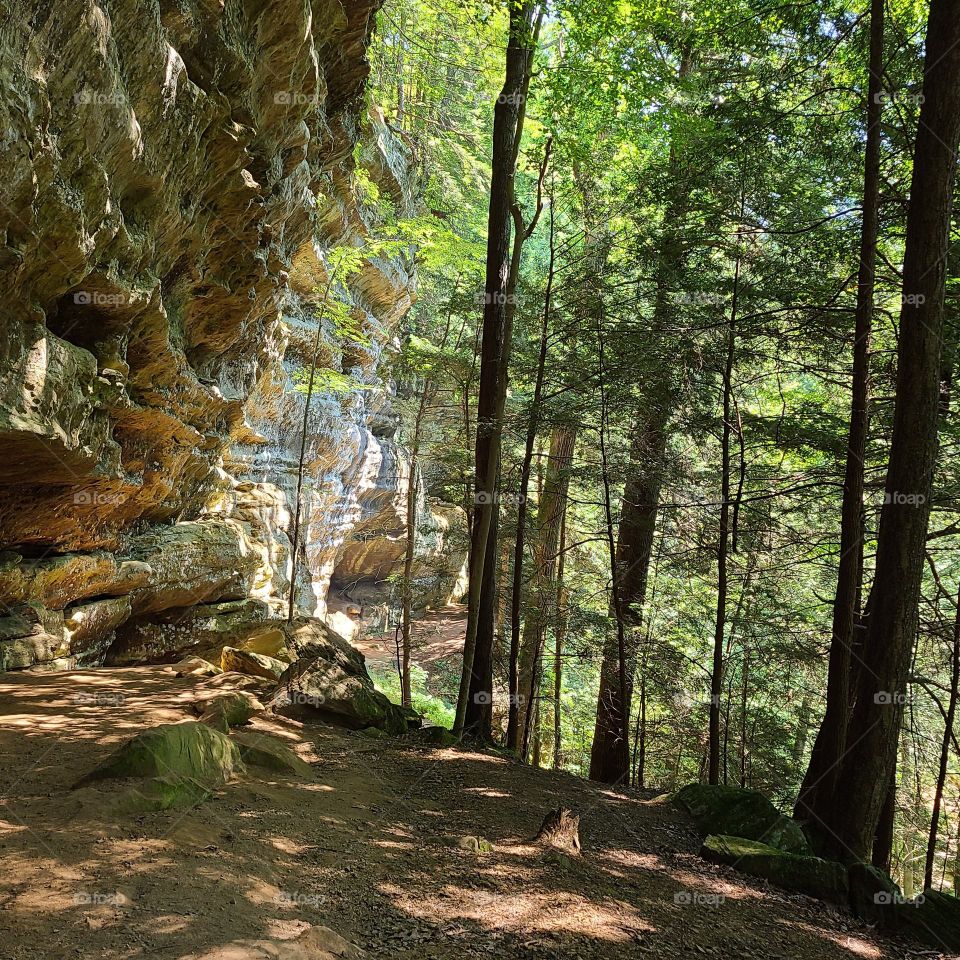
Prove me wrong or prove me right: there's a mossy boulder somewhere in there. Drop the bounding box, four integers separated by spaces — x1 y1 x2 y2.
701 835 848 903
413 725 458 747
848 861 901 928
72 774 212 817
273 656 417 734
198 690 264 731
81 721 243 786
221 646 285 680
899 889 960 952
675 783 809 854
232 730 313 777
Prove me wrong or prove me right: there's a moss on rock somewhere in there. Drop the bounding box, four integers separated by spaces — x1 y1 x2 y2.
232 730 313 776
81 721 243 786
675 783 809 854
701 834 848 903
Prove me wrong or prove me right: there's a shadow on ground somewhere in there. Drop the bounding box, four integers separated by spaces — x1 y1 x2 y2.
0 667 928 959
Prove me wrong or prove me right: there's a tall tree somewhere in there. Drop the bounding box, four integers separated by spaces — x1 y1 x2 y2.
455 0 540 734
818 0 960 862
795 0 884 831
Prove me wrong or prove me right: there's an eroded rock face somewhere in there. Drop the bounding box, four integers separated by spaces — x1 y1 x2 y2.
0 0 462 668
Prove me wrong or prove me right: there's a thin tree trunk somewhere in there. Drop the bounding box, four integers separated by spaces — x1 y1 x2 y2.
455 1 538 733
823 0 960 862
925 584 960 889
508 176 556 750
400 393 427 707
709 247 741 784
519 427 575 758
795 0 883 828
553 509 568 770
288 264 341 624
463 111 550 743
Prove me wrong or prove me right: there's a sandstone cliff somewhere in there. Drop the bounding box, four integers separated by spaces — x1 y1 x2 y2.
0 0 463 670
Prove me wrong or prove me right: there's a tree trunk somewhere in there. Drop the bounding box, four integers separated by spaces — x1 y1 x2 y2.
553 510 568 770
821 0 960 862
709 244 741 784
400 390 428 707
508 180 556 750
518 427 576 758
455 1 538 733
288 265 340 624
588 48 693 782
925 584 960 889
589 412 669 783
795 0 883 827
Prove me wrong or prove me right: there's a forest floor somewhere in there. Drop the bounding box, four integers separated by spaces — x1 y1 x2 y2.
0 666 941 960
358 604 467 671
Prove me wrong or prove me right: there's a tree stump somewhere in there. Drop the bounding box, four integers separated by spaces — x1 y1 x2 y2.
533 807 581 856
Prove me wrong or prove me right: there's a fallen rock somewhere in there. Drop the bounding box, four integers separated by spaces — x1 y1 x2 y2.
239 625 295 663
232 730 313 776
221 646 286 680
79 721 244 787
701 834 848 904
848 861 901 928
899 888 960 952
198 691 264 731
272 655 416 734
675 783 810 854
176 656 223 677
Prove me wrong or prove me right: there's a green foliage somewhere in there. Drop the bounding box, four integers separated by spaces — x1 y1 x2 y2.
371 662 456 728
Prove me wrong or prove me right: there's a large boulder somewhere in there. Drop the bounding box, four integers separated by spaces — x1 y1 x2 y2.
221 646 286 680
675 783 809 854
197 691 264 731
899 889 960 952
848 861 902 928
270 619 420 734
701 834 848 904
273 655 416 735
80 721 244 787
232 730 314 777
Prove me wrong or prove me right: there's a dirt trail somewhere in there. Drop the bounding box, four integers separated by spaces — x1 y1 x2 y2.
0 667 931 959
